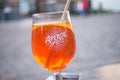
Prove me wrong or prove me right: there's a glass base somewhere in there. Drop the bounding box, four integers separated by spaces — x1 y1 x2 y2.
47 73 81 80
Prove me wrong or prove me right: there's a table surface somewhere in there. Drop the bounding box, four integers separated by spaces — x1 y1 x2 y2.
81 63 120 80
47 64 120 80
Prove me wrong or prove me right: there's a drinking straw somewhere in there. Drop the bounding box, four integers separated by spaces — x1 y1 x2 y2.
61 0 71 21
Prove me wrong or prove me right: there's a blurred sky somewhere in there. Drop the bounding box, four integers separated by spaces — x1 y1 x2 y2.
92 0 120 12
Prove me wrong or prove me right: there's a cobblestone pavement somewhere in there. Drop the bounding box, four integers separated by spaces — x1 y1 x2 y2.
0 14 120 80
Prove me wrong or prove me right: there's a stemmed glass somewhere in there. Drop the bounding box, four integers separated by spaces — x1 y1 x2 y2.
32 11 76 80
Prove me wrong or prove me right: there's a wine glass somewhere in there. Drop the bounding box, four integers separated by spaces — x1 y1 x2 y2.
32 11 76 80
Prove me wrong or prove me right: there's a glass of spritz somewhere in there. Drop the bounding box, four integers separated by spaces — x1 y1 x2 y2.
32 11 76 80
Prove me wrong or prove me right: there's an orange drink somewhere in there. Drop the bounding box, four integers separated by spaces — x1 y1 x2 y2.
32 21 76 72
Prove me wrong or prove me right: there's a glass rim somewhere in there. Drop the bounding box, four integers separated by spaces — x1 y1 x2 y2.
33 11 69 17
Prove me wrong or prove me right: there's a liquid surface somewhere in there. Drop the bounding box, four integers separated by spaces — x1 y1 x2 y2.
32 21 76 72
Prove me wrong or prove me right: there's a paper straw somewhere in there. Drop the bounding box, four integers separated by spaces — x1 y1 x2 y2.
61 0 71 21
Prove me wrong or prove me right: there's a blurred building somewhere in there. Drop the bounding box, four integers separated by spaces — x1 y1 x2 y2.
0 0 36 21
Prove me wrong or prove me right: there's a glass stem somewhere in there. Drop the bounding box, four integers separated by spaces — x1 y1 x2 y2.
54 72 62 80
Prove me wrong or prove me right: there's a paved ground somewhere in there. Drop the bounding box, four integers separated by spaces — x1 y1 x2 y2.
0 14 120 80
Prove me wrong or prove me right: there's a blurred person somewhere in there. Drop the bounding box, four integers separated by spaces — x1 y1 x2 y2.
74 0 82 14
45 0 58 12
0 0 5 20
29 1 36 15
81 0 89 16
19 0 30 15
69 0 80 14
3 6 12 20
35 0 46 13
77 0 83 14
0 0 5 12
88 0 91 13
98 2 103 13
69 0 76 13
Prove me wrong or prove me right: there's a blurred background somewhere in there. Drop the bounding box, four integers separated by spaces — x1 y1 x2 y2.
0 0 120 80
0 0 120 20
